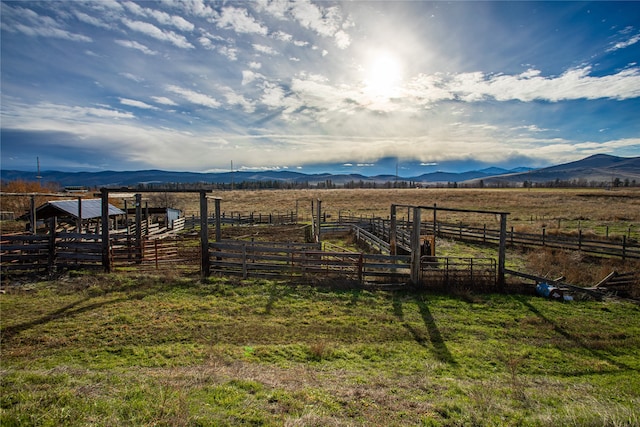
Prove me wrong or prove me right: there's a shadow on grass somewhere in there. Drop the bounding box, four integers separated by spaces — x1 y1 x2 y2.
393 292 457 365
1 284 153 341
517 296 633 374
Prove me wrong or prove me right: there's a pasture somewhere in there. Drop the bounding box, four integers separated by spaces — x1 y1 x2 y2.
1 274 639 426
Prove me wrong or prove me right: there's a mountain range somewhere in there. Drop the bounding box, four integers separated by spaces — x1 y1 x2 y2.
1 154 638 188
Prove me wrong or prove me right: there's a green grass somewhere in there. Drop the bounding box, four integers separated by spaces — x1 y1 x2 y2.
2 273 639 426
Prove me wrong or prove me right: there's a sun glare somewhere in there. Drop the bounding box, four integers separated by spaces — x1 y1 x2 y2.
364 52 403 98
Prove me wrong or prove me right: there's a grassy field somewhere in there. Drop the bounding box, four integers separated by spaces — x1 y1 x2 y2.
2 273 639 426
164 187 640 240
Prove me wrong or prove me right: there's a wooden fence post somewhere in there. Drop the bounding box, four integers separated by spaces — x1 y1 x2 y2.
101 188 111 273
316 199 322 243
410 207 421 285
310 200 315 240
214 198 222 243
135 194 142 263
390 204 397 256
200 191 210 279
242 243 248 279
498 213 507 288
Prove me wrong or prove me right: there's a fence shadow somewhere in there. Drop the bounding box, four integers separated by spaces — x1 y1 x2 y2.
516 296 632 373
1 284 152 340
392 292 457 365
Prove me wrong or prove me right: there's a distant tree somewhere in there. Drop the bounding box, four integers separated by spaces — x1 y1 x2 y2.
0 179 60 215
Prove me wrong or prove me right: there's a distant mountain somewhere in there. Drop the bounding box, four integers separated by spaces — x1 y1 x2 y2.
466 154 640 186
1 154 637 188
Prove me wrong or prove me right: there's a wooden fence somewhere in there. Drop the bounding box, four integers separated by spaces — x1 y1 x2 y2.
206 239 494 287
338 215 640 259
184 211 298 229
208 240 412 283
1 231 103 274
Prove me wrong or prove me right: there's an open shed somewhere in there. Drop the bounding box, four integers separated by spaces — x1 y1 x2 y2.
36 199 124 220
32 199 124 232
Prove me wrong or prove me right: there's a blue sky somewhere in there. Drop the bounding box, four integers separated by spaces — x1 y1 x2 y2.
1 1 639 176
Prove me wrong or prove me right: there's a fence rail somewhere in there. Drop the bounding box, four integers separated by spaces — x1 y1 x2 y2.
184 211 298 229
208 240 411 283
338 215 639 259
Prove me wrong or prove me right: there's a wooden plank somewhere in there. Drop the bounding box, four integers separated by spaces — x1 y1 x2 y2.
1 264 49 272
57 232 101 240
56 242 103 251
0 254 49 262
0 244 50 251
1 234 50 243
56 253 103 261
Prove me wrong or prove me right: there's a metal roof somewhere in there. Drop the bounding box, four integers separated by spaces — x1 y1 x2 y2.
37 199 124 220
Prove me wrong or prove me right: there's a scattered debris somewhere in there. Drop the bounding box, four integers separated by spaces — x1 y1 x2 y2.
535 282 573 301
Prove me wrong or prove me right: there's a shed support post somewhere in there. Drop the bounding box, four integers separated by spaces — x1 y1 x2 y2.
30 195 36 235
48 216 56 275
390 204 397 256
410 207 422 285
498 213 508 288
77 197 83 232
101 189 111 273
200 191 210 280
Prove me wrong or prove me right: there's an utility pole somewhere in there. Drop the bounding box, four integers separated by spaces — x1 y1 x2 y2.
36 157 43 186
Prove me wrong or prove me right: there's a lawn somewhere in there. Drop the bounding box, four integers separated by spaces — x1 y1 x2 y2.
1 273 639 426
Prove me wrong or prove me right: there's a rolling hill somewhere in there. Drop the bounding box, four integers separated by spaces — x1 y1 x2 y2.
1 154 638 188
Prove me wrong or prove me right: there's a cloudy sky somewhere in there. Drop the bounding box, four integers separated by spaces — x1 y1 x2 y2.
2 1 639 176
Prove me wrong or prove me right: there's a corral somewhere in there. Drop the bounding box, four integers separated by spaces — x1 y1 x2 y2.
2 188 638 297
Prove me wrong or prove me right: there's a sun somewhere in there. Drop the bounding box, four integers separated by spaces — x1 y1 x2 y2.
363 52 403 98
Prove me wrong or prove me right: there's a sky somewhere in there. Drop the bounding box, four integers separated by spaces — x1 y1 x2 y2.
1 0 640 176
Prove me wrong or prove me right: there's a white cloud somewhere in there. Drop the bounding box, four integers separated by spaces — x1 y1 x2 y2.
115 39 157 55
607 32 640 52
122 19 194 49
151 96 178 106
403 66 640 105
216 6 268 35
119 72 145 82
119 98 159 110
1 4 92 42
254 0 290 20
253 44 278 55
248 62 262 69
256 0 350 48
218 46 238 61
166 85 221 108
272 30 293 42
219 86 256 113
146 8 195 32
334 30 351 49
242 70 264 85
74 11 111 29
